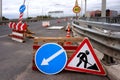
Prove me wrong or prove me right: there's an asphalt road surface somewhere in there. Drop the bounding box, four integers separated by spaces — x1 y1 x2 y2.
0 19 109 80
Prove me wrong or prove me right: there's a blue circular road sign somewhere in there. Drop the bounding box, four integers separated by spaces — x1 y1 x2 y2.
19 5 26 13
35 43 67 75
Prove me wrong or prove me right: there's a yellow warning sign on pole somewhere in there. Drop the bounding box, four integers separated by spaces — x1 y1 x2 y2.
73 0 81 13
73 0 81 19
73 6 81 13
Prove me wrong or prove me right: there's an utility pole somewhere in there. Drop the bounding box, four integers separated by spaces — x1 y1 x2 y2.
101 0 106 17
84 0 87 17
81 0 83 17
0 0 2 21
27 3 29 18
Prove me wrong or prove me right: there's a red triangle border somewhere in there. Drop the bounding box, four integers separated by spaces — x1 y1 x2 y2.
65 38 106 76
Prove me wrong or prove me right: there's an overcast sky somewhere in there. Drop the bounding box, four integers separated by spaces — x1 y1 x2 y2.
2 0 120 19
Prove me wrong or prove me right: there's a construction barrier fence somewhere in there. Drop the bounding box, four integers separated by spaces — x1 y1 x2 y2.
32 37 83 71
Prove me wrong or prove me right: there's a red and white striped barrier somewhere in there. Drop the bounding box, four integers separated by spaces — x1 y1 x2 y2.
8 0 27 42
11 30 25 42
8 22 27 42
42 21 50 27
8 22 27 31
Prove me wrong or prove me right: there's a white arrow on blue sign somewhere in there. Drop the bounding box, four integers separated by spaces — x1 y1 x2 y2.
35 43 67 75
19 5 26 13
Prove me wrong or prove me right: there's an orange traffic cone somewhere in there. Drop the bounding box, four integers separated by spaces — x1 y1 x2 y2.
66 23 71 36
64 23 72 45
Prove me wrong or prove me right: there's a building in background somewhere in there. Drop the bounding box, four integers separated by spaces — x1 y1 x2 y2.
91 10 101 17
86 9 118 17
106 9 118 17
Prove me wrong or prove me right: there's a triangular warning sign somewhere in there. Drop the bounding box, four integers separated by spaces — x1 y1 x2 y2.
65 38 106 76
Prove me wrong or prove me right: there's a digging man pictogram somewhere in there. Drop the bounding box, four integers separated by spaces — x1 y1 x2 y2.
76 50 89 68
76 50 98 70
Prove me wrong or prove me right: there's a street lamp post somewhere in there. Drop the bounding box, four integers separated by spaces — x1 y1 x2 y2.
0 0 2 21
81 0 83 16
84 0 87 17
101 0 106 17
27 2 29 18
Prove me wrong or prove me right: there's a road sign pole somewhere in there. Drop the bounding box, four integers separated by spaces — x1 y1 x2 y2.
23 0 26 4
76 13 78 20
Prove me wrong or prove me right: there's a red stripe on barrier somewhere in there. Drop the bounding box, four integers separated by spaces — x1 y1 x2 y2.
8 22 13 29
12 29 24 33
18 23 22 31
63 46 78 50
12 22 16 29
32 58 38 71
21 23 27 31
33 45 40 50
23 23 27 31
20 24 24 31
16 21 22 30
11 35 24 40
32 65 38 71
13 23 17 29
33 45 78 50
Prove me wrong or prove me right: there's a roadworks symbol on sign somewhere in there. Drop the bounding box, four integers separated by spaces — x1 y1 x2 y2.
65 38 106 76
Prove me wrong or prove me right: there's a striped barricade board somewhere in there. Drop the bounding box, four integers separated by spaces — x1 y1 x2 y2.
8 22 27 31
11 30 25 43
42 21 50 27
8 22 29 42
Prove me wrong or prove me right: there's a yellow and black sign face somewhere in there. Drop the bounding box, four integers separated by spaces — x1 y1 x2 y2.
73 6 81 13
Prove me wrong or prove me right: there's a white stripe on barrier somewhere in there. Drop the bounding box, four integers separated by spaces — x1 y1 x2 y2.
42 21 50 27
12 23 15 29
21 23 24 31
12 32 23 37
16 23 19 30
16 21 21 30
12 37 23 43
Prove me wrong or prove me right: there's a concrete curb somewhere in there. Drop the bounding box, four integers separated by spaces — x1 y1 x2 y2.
104 64 120 80
95 49 120 80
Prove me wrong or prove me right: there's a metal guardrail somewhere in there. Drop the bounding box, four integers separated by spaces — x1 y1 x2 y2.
74 20 120 32
72 20 120 65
